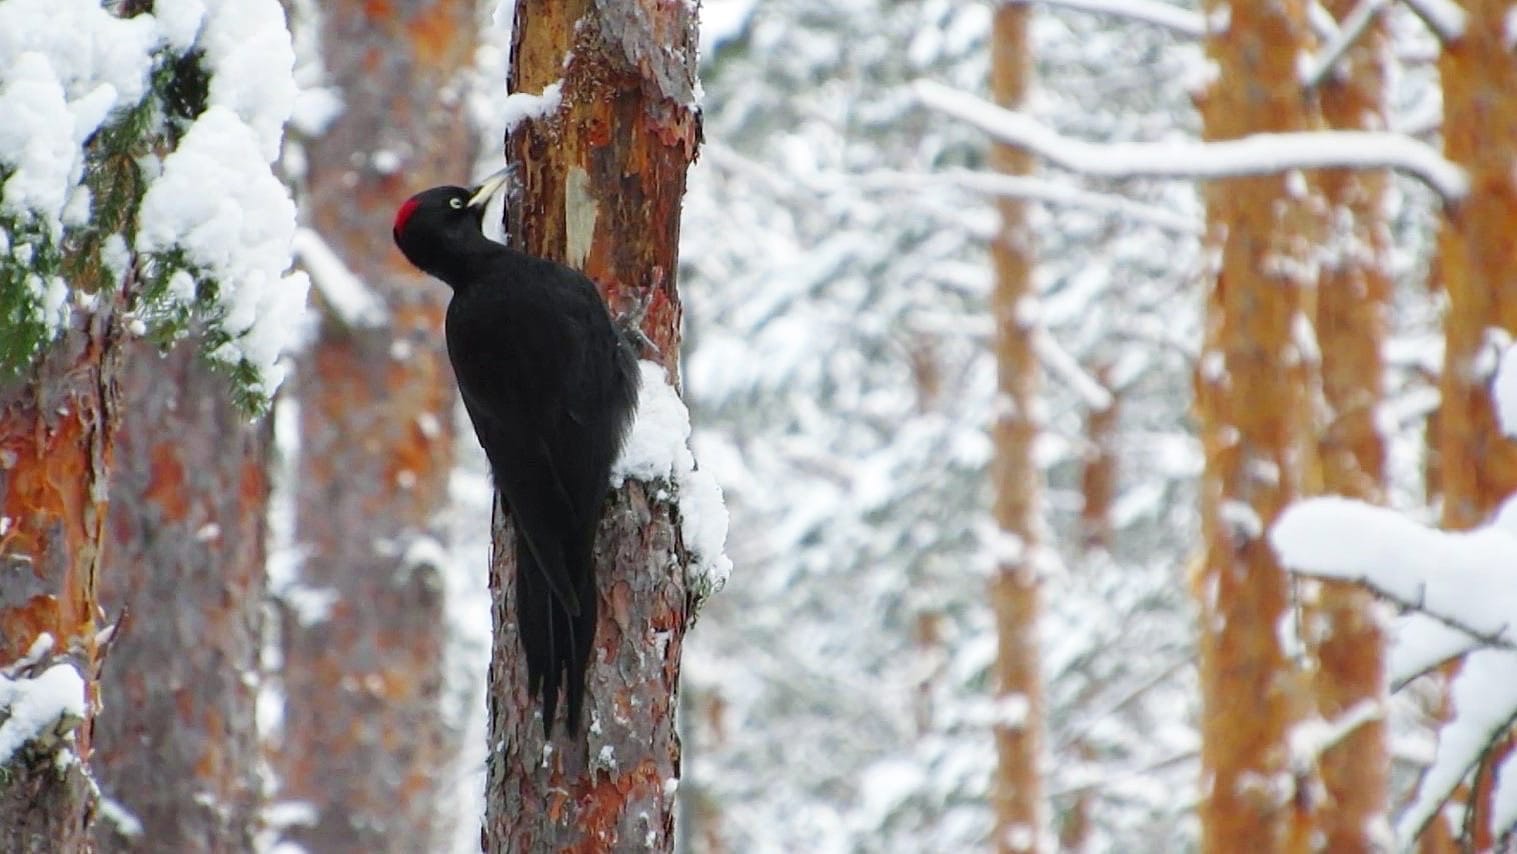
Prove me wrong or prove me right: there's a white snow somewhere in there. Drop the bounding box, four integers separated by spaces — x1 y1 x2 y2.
1272 496 1517 646
1004 0 1204 37
1402 0 1467 42
0 0 157 246
1397 649 1517 843
500 82 564 133
914 79 1468 202
0 663 86 766
97 796 145 839
614 361 733 598
195 0 299 161
137 106 310 396
1493 343 1517 437
1273 495 1517 843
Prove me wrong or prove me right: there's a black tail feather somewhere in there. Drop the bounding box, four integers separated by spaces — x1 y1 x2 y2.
514 527 596 736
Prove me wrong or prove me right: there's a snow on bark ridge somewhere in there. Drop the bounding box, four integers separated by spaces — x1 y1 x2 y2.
614 360 733 603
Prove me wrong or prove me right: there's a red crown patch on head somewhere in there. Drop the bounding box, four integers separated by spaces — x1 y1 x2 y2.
393 197 421 234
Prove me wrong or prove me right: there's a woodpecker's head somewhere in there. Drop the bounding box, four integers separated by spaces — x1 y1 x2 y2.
392 168 512 280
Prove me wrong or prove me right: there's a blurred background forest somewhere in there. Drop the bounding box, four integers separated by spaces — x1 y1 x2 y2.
4 0 1517 852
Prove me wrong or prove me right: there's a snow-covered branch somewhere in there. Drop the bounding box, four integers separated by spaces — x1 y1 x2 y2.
845 169 1202 236
1033 329 1114 412
1302 0 1392 89
292 228 386 328
1271 497 1517 651
1400 0 1467 43
915 79 1469 202
1002 0 1204 38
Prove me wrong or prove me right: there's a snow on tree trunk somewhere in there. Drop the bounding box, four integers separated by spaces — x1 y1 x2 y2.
987 6 1046 854
1193 1 1318 850
91 338 269 851
1432 1 1517 846
482 1 700 849
272 1 474 850
1307 3 1392 850
0 309 120 851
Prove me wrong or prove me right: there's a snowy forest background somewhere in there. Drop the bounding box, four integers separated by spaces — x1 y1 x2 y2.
4 0 1517 852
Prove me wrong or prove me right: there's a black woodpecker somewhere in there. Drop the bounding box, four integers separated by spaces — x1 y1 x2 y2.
392 169 640 736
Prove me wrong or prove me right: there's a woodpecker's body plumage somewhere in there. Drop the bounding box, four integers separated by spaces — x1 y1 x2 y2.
393 180 639 735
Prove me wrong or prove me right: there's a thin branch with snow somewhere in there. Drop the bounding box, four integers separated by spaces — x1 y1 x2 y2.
1002 0 1205 38
292 228 387 328
1400 0 1467 43
844 169 1202 236
915 79 1469 202
1302 0 1393 89
1033 329 1115 412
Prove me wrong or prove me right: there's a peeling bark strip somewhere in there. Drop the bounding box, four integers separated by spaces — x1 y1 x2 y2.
91 338 268 852
275 0 473 850
0 308 121 851
1193 1 1317 851
485 1 700 849
987 6 1046 854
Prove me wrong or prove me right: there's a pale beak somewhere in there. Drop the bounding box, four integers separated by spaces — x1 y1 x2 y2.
467 166 512 209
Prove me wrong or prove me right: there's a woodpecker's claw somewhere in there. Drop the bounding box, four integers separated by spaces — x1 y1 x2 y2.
617 288 661 360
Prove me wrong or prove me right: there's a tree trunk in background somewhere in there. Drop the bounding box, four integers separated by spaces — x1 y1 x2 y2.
987 6 1046 853
0 309 121 851
1433 1 1517 846
89 338 268 851
1307 4 1392 851
1193 1 1317 850
483 1 699 849
274 1 473 850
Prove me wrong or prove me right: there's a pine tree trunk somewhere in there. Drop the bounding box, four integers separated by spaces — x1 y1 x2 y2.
90 338 269 851
1193 1 1317 850
1309 3 1392 850
0 308 122 851
1432 1 1517 846
987 6 1045 853
482 2 700 849
273 1 474 850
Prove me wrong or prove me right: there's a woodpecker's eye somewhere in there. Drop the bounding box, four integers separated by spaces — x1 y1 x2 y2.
449 197 464 210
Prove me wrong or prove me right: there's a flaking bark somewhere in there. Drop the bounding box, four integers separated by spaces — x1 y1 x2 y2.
0 306 122 851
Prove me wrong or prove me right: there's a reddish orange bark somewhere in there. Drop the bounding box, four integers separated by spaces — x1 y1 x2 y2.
1193 1 1316 850
482 1 699 849
987 5 1045 853
274 1 474 850
0 311 120 851
1308 2 1392 850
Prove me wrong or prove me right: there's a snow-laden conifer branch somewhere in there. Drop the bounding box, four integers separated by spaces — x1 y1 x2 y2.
1302 0 1393 89
1001 0 1204 38
915 79 1469 202
1401 0 1467 42
1270 497 1517 651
